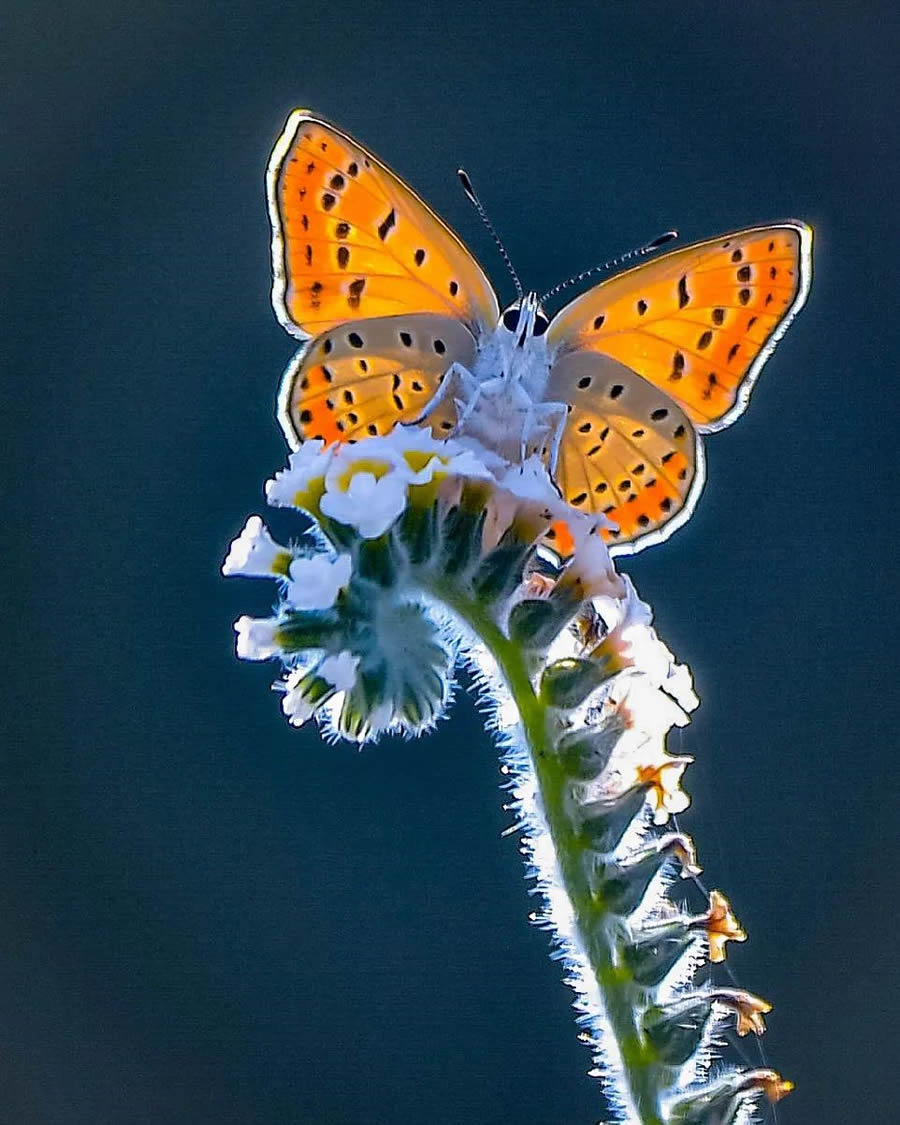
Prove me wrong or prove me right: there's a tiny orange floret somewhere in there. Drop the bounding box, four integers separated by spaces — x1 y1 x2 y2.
705 889 747 963
739 1069 794 1104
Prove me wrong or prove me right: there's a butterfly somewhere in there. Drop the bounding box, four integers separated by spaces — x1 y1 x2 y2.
267 110 812 556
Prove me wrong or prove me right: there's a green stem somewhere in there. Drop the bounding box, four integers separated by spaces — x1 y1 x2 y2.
439 587 667 1125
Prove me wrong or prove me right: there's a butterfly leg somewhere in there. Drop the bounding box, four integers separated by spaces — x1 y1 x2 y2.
409 362 479 429
526 401 569 475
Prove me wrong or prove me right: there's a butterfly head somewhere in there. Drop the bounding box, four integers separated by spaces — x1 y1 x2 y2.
499 292 550 350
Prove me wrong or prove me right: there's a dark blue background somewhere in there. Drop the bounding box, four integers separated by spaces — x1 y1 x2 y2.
5 2 897 1122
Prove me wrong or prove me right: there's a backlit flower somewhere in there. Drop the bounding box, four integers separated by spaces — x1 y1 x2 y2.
281 651 359 727
388 425 493 484
320 440 412 538
591 576 670 683
284 553 352 610
741 1070 794 1103
704 889 747 963
233 615 281 661
222 515 292 577
635 753 694 824
266 440 333 512
712 988 772 1036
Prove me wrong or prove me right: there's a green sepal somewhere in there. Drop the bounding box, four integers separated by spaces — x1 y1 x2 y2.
539 657 607 710
396 659 447 729
507 586 581 649
270 551 293 577
439 503 487 576
394 502 438 567
338 665 385 741
276 608 343 652
668 1076 749 1125
624 929 694 988
556 716 624 779
643 998 711 1066
315 515 358 552
355 533 399 588
579 785 647 852
472 532 534 603
294 671 336 708
594 842 673 915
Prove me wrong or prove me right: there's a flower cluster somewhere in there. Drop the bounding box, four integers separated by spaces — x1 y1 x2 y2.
224 423 790 1123
225 427 569 741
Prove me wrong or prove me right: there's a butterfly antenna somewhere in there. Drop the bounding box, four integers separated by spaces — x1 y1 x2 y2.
540 230 679 303
457 168 524 299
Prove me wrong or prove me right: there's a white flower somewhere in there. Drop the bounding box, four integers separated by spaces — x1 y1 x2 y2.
496 455 561 506
560 515 626 602
663 661 700 715
284 553 352 610
387 425 494 483
320 441 412 538
234 615 281 660
611 673 693 738
322 472 408 538
280 651 359 727
222 515 291 578
366 701 396 738
317 651 359 692
265 440 333 509
593 576 672 686
281 686 317 727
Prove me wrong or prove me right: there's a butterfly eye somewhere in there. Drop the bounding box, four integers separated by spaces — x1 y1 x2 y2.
502 307 521 332
533 313 550 337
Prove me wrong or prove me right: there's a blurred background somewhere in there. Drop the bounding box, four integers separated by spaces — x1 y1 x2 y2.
4 1 898 1121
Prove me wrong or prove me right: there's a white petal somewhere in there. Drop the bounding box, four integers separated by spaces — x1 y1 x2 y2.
233 615 281 660
222 515 289 577
496 456 560 504
323 439 411 493
284 553 353 610
266 441 332 508
281 688 316 727
318 651 359 692
320 472 409 539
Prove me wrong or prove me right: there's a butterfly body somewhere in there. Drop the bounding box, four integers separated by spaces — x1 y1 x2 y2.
268 110 812 555
422 292 564 465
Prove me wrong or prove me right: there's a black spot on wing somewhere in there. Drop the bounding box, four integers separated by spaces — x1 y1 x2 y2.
377 209 396 240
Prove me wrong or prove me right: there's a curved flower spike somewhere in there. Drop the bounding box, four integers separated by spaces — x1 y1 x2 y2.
226 423 785 1122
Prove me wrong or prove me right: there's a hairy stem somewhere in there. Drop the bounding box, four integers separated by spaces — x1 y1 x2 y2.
438 588 666 1124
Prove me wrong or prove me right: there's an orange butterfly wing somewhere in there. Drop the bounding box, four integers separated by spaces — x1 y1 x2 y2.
267 111 499 339
278 313 470 449
544 352 702 555
547 223 812 432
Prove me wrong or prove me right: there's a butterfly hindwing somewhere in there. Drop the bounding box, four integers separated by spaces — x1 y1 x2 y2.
268 111 499 340
547 223 812 432
545 353 701 553
278 313 473 448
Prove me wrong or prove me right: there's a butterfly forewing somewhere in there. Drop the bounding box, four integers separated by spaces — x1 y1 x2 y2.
545 353 701 552
547 223 812 432
279 314 472 449
268 111 499 340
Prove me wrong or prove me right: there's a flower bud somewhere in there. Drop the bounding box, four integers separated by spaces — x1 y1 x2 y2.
644 996 714 1066
539 658 608 710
